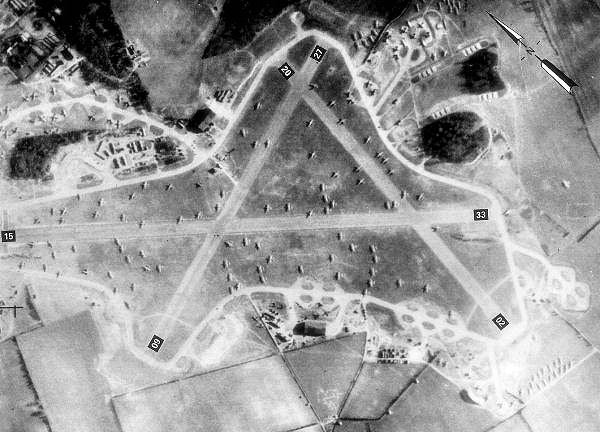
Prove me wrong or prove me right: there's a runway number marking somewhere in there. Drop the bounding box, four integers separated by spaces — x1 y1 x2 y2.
473 209 488 221
310 45 327 62
278 62 295 80
147 335 164 352
1 230 15 242
492 313 509 330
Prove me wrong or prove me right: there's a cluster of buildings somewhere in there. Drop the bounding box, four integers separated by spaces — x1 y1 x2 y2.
91 128 184 179
257 301 294 345
125 39 150 68
0 2 78 82
94 137 155 173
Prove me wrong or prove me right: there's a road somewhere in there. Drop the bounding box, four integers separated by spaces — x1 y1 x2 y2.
304 91 500 317
11 208 476 244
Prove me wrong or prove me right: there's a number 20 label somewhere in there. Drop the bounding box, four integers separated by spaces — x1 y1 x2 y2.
278 62 295 80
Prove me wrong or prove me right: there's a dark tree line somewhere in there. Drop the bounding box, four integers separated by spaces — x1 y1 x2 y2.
203 0 410 58
419 112 489 163
10 131 85 180
458 48 505 94
35 0 150 109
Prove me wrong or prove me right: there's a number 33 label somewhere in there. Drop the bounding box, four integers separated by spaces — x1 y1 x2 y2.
473 209 488 221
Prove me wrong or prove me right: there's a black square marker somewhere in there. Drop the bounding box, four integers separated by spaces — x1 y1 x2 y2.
278 62 295 80
148 335 164 352
310 45 327 62
492 313 509 330
1 230 15 242
473 208 489 221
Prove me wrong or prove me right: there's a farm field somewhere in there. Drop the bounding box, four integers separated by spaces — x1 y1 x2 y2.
521 351 600 432
0 338 50 432
113 354 317 432
285 333 365 422
372 367 497 432
495 307 593 404
17 311 120 432
488 414 531 432
340 362 425 420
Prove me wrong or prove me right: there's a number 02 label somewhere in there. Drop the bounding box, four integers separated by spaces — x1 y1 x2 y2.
492 313 509 330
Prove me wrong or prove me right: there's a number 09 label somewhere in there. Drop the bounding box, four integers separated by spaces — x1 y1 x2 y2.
148 335 164 352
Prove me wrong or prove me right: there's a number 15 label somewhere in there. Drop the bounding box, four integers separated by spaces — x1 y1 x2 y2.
1 230 15 242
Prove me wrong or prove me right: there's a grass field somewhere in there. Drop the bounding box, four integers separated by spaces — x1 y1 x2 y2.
17 311 120 432
340 362 424 420
380 90 414 131
3 235 206 320
207 227 474 317
310 49 488 211
187 295 277 373
113 354 317 432
238 101 388 218
436 224 510 292
377 80 410 117
285 333 365 422
11 162 233 226
112 0 220 116
218 67 290 179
